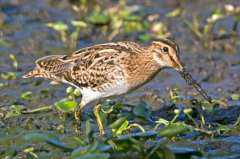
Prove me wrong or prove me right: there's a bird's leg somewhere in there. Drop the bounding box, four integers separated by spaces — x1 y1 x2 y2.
93 104 105 136
74 101 85 121
74 101 85 135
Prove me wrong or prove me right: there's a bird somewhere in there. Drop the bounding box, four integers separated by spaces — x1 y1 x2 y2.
23 38 212 135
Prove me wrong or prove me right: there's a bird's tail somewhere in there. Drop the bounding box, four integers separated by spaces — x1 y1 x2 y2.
35 55 71 73
22 55 71 79
22 68 44 78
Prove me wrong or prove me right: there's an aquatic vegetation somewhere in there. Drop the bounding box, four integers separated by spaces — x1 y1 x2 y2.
0 0 240 158
46 21 88 49
46 22 69 43
184 4 239 52
55 99 78 112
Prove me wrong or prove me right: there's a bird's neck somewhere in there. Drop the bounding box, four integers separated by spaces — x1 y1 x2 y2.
125 51 161 89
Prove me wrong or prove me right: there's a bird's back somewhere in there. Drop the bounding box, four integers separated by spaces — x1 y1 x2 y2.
23 42 150 92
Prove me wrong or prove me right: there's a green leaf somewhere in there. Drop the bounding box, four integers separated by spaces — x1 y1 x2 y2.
9 54 18 69
24 133 56 142
0 39 11 47
46 22 68 31
71 142 109 159
85 119 91 137
1 72 16 80
123 21 144 33
110 117 127 129
54 99 77 112
20 91 33 100
88 11 110 25
158 123 190 137
115 131 157 141
71 146 90 158
124 15 141 21
231 94 239 101
162 146 175 159
71 20 87 28
133 102 151 120
24 133 73 152
166 8 182 17
138 34 151 42
207 9 224 23
5 105 25 118
115 120 129 135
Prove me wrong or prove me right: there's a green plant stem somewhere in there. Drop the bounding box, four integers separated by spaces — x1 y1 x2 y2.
21 105 53 114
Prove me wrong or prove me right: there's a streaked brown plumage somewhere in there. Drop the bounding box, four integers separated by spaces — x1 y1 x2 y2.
23 38 211 135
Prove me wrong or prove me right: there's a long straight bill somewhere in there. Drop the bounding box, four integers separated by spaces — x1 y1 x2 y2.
179 69 212 103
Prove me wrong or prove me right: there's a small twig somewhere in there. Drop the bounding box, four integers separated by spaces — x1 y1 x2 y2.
21 105 53 114
193 127 213 135
128 123 145 133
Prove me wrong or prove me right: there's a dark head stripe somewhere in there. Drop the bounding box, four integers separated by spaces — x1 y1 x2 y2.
157 38 180 56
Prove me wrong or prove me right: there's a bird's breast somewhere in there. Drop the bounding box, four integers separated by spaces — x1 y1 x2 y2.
122 56 160 91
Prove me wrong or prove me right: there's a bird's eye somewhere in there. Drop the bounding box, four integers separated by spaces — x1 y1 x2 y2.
163 47 169 53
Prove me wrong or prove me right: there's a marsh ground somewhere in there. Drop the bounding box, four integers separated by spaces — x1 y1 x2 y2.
0 0 240 158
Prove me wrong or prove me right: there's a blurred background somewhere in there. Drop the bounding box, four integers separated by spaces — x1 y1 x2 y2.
0 0 240 158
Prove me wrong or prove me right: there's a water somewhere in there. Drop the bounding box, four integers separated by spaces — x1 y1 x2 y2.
0 0 239 158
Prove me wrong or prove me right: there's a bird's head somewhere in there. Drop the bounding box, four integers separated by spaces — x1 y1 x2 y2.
150 38 184 72
150 38 212 103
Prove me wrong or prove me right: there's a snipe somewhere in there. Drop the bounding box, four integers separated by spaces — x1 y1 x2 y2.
23 38 212 135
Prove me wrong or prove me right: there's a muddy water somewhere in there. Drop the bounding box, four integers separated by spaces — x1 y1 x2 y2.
0 0 240 158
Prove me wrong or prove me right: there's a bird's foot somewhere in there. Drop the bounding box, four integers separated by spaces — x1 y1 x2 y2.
93 104 105 136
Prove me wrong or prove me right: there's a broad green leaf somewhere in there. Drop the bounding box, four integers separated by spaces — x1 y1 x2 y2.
133 102 151 120
5 105 25 118
85 119 91 137
231 94 239 101
54 99 77 112
115 131 157 141
115 120 129 135
149 145 175 159
1 72 16 80
138 34 151 42
88 12 110 25
46 22 68 31
24 133 73 152
9 54 18 69
24 133 56 142
71 145 91 158
158 123 190 137
71 20 87 28
124 21 144 33
110 117 127 129
20 91 32 100
207 9 224 23
166 8 182 17
71 142 107 158
124 15 141 21
0 39 11 47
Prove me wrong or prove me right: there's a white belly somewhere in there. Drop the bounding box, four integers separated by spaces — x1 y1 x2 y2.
80 80 128 105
